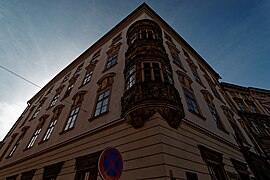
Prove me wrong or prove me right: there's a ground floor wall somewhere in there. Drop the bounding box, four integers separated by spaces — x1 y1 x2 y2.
0 114 251 180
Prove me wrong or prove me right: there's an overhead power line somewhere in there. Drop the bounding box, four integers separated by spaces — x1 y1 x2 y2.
0 65 42 88
0 65 88 112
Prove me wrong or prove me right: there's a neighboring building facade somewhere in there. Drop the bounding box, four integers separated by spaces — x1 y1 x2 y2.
0 3 268 180
221 83 270 179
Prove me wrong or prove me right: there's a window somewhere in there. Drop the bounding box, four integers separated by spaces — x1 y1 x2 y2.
63 84 74 99
178 71 201 115
130 33 136 44
74 152 100 180
251 121 261 134
75 63 84 74
8 141 20 157
165 66 173 84
209 106 224 129
62 73 70 83
202 90 226 131
237 101 247 111
241 93 248 100
208 163 228 180
49 95 60 108
32 106 41 119
94 90 110 117
186 172 198 180
63 91 85 132
6 175 18 180
248 103 257 113
198 145 227 180
64 107 80 131
43 162 64 180
183 48 190 59
76 169 97 180
191 68 201 83
126 66 136 90
171 53 183 68
21 169 36 180
43 119 57 141
142 62 162 82
106 54 117 69
27 128 41 148
82 71 93 85
184 89 200 114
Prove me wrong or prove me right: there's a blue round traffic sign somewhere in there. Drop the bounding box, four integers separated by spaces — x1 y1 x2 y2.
98 147 123 180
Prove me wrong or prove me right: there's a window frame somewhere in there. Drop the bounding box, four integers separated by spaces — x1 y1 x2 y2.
141 62 163 82
27 128 42 149
82 70 93 86
64 107 80 131
93 89 111 117
125 65 136 90
106 54 118 69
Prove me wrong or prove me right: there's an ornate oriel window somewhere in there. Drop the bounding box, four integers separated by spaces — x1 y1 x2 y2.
123 19 184 129
92 73 115 118
27 115 48 148
63 91 86 131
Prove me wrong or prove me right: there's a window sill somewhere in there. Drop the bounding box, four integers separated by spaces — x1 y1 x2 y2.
59 127 74 135
188 109 206 120
89 111 109 122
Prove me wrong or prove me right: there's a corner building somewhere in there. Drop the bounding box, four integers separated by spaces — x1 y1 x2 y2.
0 3 260 180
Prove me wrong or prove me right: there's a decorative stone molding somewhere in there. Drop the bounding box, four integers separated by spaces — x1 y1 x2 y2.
97 73 115 92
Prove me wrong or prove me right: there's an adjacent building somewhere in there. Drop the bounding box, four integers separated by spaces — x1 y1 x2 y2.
0 3 269 180
221 83 270 179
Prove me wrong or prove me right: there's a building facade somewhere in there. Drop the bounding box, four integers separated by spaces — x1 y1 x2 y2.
221 83 270 179
0 3 268 180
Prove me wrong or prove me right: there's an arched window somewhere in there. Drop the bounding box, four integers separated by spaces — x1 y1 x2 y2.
93 73 115 118
43 105 64 141
201 90 226 131
63 91 86 131
177 71 201 115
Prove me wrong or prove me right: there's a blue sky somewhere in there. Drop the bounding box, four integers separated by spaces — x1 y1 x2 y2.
0 0 269 140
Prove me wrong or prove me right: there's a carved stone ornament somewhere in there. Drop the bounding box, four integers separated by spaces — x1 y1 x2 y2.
97 73 115 92
85 60 98 72
55 84 65 94
106 42 122 57
68 74 80 84
166 41 180 55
